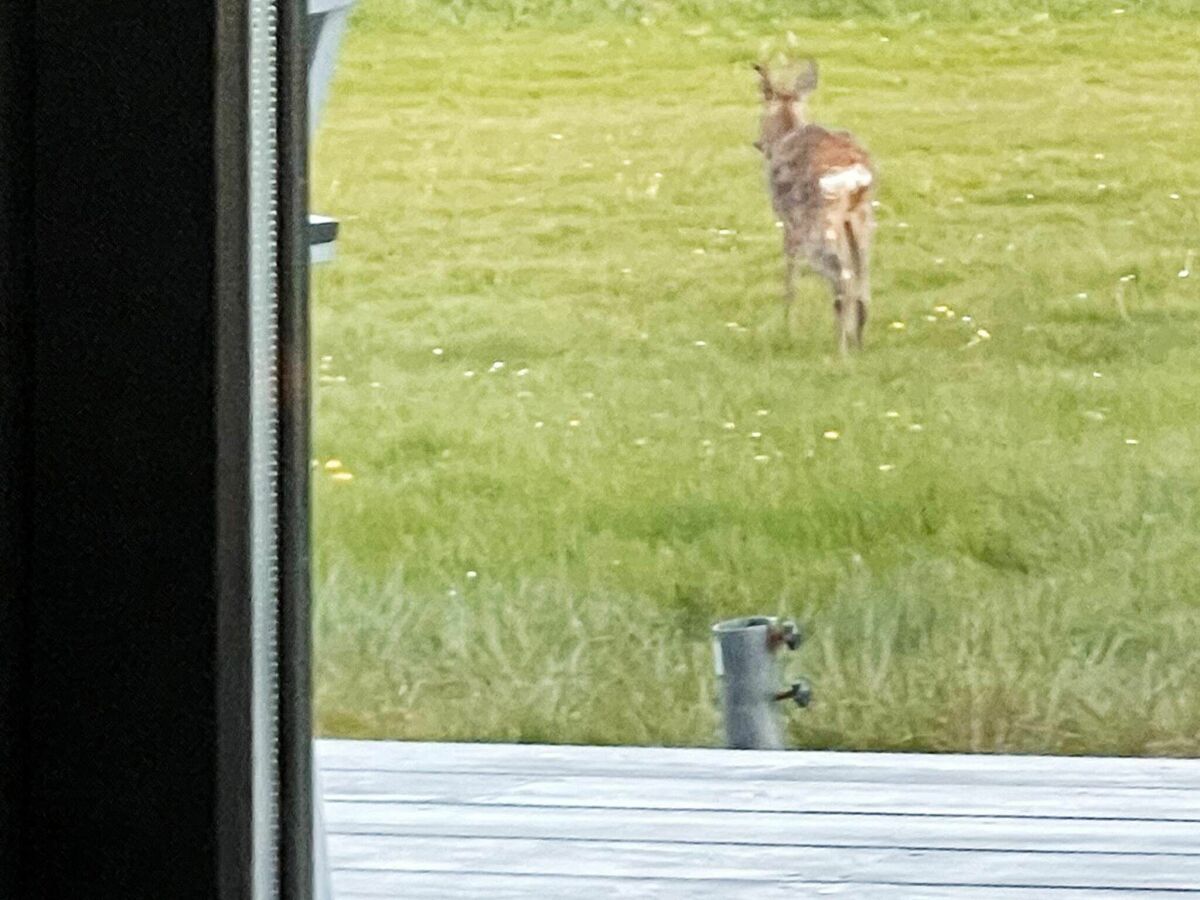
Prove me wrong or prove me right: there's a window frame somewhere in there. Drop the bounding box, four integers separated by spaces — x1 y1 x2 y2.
1 0 312 896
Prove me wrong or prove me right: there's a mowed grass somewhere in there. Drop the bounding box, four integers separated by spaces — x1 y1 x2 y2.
311 2 1200 754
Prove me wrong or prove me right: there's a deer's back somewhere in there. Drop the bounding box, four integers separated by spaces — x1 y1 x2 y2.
765 124 873 222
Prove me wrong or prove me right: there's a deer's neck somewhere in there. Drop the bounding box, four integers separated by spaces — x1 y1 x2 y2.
761 118 812 159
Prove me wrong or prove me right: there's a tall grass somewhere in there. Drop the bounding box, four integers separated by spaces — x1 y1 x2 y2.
310 5 1200 753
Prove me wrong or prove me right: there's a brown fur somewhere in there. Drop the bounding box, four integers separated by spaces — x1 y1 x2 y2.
755 61 877 354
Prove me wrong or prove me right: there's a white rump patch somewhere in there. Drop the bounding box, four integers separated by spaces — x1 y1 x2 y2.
819 164 873 196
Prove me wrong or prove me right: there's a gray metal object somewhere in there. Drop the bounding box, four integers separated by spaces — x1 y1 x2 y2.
308 214 338 264
307 0 355 143
711 616 810 750
306 0 355 265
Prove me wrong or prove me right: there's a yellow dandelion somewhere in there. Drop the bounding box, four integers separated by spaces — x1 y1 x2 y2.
324 459 342 470
331 472 354 482
823 430 840 440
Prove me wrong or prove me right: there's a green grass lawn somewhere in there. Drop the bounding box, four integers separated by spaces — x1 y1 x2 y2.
310 0 1200 754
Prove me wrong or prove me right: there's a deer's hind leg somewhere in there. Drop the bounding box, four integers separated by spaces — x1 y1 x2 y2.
781 226 806 332
782 253 798 331
848 212 873 348
811 232 855 356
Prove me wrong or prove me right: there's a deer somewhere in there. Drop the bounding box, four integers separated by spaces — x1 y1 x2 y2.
753 60 877 354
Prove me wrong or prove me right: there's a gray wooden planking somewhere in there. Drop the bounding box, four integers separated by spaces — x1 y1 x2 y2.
332 870 1199 899
317 739 1200 898
324 803 1200 855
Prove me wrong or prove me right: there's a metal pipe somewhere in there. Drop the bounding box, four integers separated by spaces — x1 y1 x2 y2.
712 616 809 750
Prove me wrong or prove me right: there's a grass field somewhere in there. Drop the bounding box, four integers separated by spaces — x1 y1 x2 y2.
310 0 1200 755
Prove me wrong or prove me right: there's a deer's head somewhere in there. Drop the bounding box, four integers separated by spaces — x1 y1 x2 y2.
753 60 818 153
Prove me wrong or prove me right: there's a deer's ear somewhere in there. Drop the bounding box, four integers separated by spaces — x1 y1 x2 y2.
795 59 818 96
753 63 774 100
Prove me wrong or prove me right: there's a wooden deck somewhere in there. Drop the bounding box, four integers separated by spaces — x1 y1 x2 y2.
316 739 1200 898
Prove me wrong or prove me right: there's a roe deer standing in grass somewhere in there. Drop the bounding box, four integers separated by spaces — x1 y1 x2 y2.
754 60 876 354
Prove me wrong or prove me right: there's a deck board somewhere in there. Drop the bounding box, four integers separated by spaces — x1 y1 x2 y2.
317 740 1200 897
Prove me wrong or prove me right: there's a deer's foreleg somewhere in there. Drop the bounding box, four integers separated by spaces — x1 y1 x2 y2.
783 253 797 330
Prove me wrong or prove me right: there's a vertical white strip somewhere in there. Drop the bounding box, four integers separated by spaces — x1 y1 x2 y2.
249 0 280 896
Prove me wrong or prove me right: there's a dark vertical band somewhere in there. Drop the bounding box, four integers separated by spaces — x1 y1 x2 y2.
27 0 224 892
277 0 315 895
0 0 34 891
214 0 256 895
